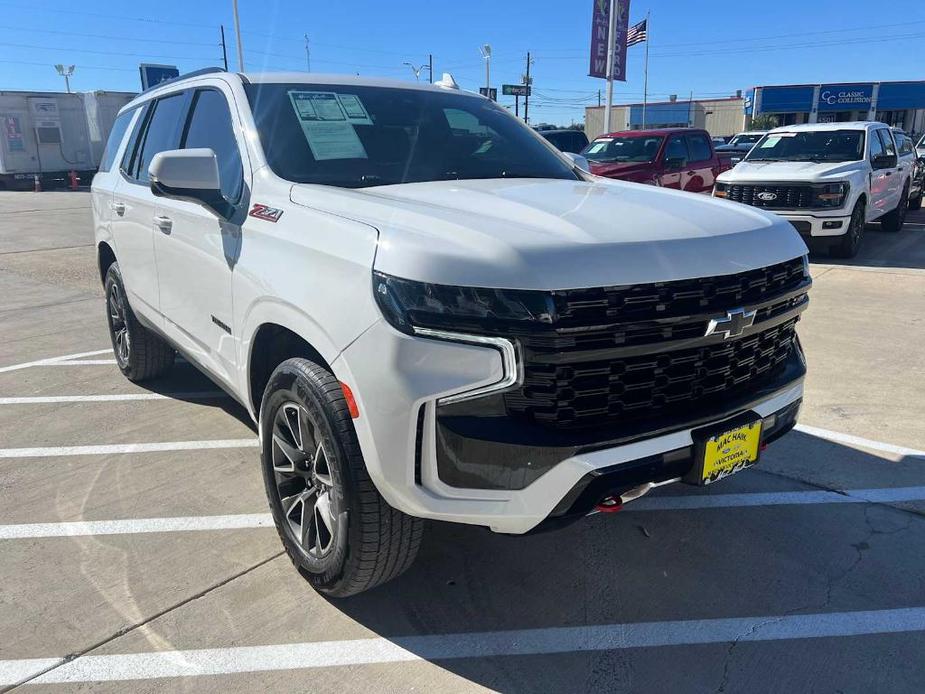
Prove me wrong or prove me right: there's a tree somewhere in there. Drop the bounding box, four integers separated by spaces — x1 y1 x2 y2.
749 114 778 130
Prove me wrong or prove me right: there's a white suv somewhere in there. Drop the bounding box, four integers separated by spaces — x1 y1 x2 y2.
714 122 912 258
92 69 810 596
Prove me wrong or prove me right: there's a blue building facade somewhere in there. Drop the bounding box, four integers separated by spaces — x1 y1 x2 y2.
751 81 925 135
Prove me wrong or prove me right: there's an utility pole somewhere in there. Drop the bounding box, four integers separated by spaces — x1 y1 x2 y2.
523 51 532 124
220 25 229 71
428 54 433 83
304 34 311 72
515 95 519 118
598 89 601 107
603 0 618 134
232 0 245 71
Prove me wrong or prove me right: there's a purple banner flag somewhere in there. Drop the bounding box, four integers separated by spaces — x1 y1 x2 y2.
589 0 631 81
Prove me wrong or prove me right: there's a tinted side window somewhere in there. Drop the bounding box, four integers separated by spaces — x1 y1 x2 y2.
665 135 689 162
182 89 244 202
136 93 186 183
868 130 884 160
877 129 896 157
895 133 913 156
687 134 713 162
120 102 150 178
99 109 135 173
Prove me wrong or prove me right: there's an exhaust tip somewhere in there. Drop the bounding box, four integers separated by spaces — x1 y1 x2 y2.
595 496 623 513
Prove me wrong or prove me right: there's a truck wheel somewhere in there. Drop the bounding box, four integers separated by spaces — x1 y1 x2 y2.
832 200 865 259
260 358 423 598
910 192 922 211
104 263 175 382
880 185 909 232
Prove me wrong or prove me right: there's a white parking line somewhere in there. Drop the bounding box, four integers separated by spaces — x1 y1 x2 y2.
0 439 258 459
795 423 925 459
0 348 112 374
2 486 923 540
0 392 227 405
0 514 274 539
3 607 924 685
45 359 118 366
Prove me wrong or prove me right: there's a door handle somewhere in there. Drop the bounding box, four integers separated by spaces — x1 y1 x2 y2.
884 171 892 176
111 201 125 216
153 215 173 233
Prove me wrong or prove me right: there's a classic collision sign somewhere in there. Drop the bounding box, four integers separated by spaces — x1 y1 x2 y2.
817 84 873 111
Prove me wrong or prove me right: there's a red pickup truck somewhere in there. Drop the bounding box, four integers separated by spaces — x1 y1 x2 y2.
581 127 733 193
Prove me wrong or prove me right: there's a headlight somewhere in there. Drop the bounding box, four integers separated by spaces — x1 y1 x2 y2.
713 182 728 198
811 182 849 208
373 272 554 335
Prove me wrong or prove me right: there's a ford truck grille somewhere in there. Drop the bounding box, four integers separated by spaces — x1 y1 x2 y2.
726 183 813 209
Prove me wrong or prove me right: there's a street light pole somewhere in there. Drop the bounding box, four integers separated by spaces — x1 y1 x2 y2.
603 0 618 135
54 64 74 94
232 0 245 71
480 44 492 94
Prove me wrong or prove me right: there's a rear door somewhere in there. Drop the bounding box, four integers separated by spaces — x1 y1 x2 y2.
876 128 902 212
867 128 893 220
153 85 247 386
684 132 716 193
91 106 137 251
659 134 689 189
110 92 187 322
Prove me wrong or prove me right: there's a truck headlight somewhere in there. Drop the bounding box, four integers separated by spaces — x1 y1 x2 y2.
713 182 728 198
812 182 849 208
373 272 553 335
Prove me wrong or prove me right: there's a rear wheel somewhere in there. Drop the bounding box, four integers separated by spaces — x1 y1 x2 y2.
260 358 423 597
909 190 922 211
832 199 865 259
104 263 175 382
880 185 909 232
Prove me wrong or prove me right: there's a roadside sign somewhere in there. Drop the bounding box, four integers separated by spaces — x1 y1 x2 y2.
478 87 498 101
139 64 180 91
502 84 531 97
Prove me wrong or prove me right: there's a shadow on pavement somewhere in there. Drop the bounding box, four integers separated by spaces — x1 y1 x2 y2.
809 209 925 270
327 430 924 692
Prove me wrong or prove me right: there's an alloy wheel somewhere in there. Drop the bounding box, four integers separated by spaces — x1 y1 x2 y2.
271 402 337 558
108 282 130 365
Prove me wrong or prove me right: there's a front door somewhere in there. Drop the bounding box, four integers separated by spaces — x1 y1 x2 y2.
868 128 896 220
154 86 247 387
659 135 689 189
684 132 716 193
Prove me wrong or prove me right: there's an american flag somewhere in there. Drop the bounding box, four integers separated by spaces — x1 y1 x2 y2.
626 19 647 47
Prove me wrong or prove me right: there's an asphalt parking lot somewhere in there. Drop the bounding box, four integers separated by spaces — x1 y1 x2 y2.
0 191 923 693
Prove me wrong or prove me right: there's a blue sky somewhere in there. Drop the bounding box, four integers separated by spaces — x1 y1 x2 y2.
1 0 923 125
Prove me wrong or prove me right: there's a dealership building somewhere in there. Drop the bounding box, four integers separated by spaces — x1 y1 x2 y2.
585 95 746 140
747 81 925 134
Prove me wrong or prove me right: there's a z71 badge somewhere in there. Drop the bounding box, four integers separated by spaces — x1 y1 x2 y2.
249 203 284 222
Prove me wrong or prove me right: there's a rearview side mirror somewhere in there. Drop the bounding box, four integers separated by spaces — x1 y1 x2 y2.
149 148 231 218
871 154 897 170
562 151 590 172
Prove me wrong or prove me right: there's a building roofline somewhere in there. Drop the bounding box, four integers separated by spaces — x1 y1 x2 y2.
586 95 743 110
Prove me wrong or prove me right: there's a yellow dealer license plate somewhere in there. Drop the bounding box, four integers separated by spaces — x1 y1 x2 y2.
699 421 762 485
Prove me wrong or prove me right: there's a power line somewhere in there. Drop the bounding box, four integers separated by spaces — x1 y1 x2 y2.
0 23 218 46
0 40 220 62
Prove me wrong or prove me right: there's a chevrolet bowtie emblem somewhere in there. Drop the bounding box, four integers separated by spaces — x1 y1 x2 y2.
704 307 756 340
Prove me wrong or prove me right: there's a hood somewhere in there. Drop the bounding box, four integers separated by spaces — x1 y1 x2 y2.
587 160 655 179
290 177 807 290
718 159 861 184
715 143 751 152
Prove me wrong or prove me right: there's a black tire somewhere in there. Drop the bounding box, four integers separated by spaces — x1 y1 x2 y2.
104 263 175 382
910 192 922 211
880 185 909 232
832 199 866 258
259 358 423 597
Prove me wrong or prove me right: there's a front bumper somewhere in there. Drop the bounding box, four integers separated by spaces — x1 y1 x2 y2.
333 319 805 535
778 213 851 238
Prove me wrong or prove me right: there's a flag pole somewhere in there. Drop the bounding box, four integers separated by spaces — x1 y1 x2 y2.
603 0 618 135
642 11 650 129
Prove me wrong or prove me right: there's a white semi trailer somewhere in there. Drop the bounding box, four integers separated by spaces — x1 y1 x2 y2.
0 90 135 190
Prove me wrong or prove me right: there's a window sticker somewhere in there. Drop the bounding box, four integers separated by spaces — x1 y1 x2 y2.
336 94 372 125
759 136 781 148
288 91 368 160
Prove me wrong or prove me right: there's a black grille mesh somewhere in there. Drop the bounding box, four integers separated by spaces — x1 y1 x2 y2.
726 184 814 209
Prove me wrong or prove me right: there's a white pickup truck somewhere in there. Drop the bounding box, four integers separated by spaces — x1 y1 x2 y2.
714 122 912 258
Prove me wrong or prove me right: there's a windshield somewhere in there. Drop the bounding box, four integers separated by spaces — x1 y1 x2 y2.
730 134 762 146
243 83 577 188
581 136 663 163
745 130 865 163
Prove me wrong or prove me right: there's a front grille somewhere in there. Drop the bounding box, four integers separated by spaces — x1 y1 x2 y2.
500 257 809 429
726 183 814 209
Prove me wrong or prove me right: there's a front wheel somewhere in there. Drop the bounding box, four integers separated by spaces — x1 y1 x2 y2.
880 185 909 232
260 358 423 597
832 200 866 259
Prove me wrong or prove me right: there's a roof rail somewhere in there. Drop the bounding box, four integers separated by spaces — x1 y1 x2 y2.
141 66 226 94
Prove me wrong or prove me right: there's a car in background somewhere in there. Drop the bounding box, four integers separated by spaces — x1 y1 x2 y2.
581 127 732 193
539 128 589 154
917 133 925 158
715 122 912 258
712 136 730 148
716 131 767 154
893 128 923 211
